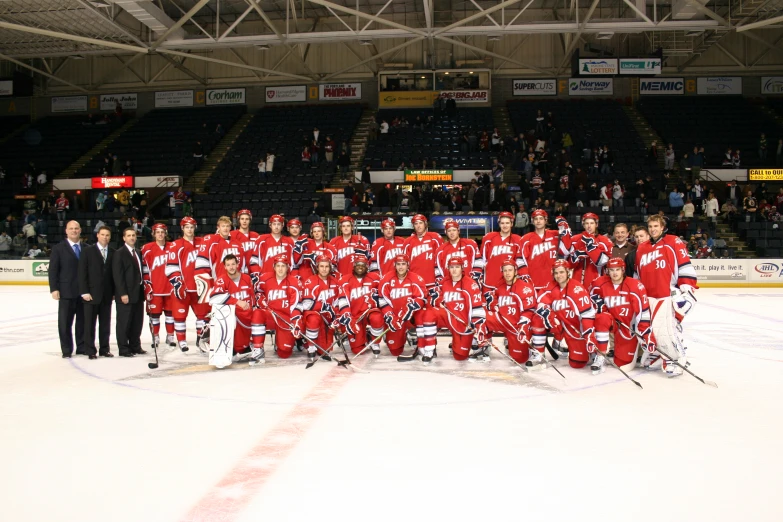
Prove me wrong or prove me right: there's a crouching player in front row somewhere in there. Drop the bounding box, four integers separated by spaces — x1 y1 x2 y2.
337 256 386 356
590 257 657 374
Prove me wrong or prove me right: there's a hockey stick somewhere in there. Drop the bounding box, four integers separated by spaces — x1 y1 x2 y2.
497 312 561 362
487 341 565 381
147 320 159 370
494 315 566 379
352 327 391 359
264 308 344 369
333 331 369 373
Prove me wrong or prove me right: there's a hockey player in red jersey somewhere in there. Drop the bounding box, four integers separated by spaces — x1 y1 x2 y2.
286 218 306 280
194 216 247 302
533 260 598 369
563 212 612 287
520 209 566 292
293 222 337 276
165 217 211 352
251 255 304 361
230 209 259 260
484 257 540 366
377 254 437 362
141 223 176 348
250 214 294 281
633 214 698 377
402 214 442 293
338 256 385 356
329 216 371 278
430 257 486 362
591 257 656 374
434 220 482 285
298 256 350 363
369 218 404 277
208 254 266 363
476 211 526 293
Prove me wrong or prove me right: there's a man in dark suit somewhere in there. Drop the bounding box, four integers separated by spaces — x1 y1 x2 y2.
48 220 85 358
112 227 146 357
79 225 115 359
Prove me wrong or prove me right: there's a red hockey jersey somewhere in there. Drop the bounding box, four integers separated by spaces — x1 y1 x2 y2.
537 279 596 340
329 234 371 278
489 277 537 326
142 242 175 295
403 232 443 288
338 272 380 318
165 236 206 293
634 235 698 299
590 275 653 341
433 277 486 332
298 273 349 317
209 273 254 325
378 271 428 317
477 232 526 290
520 230 562 290
294 238 337 276
230 229 260 259
195 234 247 282
568 232 612 287
256 272 303 321
434 238 481 282
250 234 294 276
370 236 405 277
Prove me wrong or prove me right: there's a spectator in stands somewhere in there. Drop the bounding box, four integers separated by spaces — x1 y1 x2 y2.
599 145 613 179
122 160 132 175
36 171 47 186
683 198 695 219
721 200 737 222
513 205 529 235
301 145 311 167
324 136 335 166
759 133 768 164
344 184 354 212
732 149 741 168
0 230 10 255
361 165 372 189
193 140 204 158
55 193 69 222
612 180 624 209
338 151 350 180
775 187 783 212
380 120 389 137
705 192 719 226
22 219 37 249
95 191 106 213
562 131 573 155
263 152 274 177
112 155 121 176
755 182 770 202
648 140 658 167
215 123 225 138
479 131 489 151
743 190 758 221
173 187 186 219
117 189 130 212
491 128 501 153
695 239 713 259
691 179 704 208
535 110 545 136
759 199 772 221
664 144 675 174
690 146 704 182
599 183 612 210
360 187 375 212
727 180 740 206
258 157 266 177
669 188 684 212
491 159 504 187
183 197 192 218
2 214 16 237
777 138 783 167
722 147 733 167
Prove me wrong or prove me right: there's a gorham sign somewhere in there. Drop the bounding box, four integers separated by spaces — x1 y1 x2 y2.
206 88 246 105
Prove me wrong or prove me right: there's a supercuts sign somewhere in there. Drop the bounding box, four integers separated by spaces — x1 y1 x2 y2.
92 176 133 189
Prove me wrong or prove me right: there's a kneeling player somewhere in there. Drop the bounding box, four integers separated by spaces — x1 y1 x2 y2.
590 257 656 374
251 255 304 361
431 257 486 362
338 256 385 356
533 260 598 370
377 254 436 362
484 257 540 367
208 255 266 362
299 256 350 362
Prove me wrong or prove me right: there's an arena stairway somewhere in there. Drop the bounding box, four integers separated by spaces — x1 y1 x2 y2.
623 105 665 171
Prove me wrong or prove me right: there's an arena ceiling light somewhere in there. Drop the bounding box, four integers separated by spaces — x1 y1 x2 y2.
359 39 373 46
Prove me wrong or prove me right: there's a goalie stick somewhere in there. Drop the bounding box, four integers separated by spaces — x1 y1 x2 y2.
352 327 391 359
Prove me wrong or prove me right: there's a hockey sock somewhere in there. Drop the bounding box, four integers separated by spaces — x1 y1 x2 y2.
150 315 161 336
251 324 266 348
165 315 175 335
175 321 187 342
595 331 610 353
195 318 205 338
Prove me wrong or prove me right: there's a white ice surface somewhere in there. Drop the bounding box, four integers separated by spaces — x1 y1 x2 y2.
1 287 782 522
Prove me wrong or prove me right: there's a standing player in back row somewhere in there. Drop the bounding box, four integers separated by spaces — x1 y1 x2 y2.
194 216 247 303
250 214 294 281
476 211 526 295
369 218 404 277
519 209 565 293
230 209 259 261
434 220 482 286
330 216 371 278
403 214 443 295
562 212 612 287
141 223 176 348
634 214 698 377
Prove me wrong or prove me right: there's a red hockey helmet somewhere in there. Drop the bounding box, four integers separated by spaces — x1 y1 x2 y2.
269 214 285 225
339 215 354 225
237 209 253 219
315 255 332 266
394 253 410 265
180 216 197 228
606 257 625 271
531 209 548 220
498 211 514 222
352 255 368 266
411 214 427 224
151 223 167 232
310 221 325 231
582 212 600 223
500 256 517 269
552 259 570 274
273 254 290 268
446 255 464 268
381 218 396 230
287 218 302 228
444 219 459 231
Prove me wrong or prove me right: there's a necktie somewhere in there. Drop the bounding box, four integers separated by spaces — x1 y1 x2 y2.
101 248 106 263
73 243 81 259
132 249 140 276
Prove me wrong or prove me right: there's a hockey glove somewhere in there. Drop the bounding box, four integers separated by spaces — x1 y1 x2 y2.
516 328 529 344
474 323 488 346
673 285 697 319
569 249 586 263
483 290 494 307
555 215 571 237
354 247 369 259
470 269 483 285
170 275 186 300
293 237 309 255
428 287 440 307
535 304 555 330
290 316 303 338
301 252 317 264
584 328 597 353
582 235 597 253
401 299 421 323
143 281 154 301
590 293 605 313
319 301 336 322
332 313 356 336
250 272 260 287
384 312 400 332
644 339 657 353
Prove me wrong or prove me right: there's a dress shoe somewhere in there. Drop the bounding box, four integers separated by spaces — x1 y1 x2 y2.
119 352 134 357
100 352 114 358
133 349 148 355
75 350 87 356
89 355 98 360
62 354 72 359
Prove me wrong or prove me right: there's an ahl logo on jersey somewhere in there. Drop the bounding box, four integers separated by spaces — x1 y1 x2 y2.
268 289 287 301
317 289 336 302
265 245 287 261
604 295 630 308
222 248 241 261
151 254 168 271
389 288 411 300
531 241 554 259
383 247 404 264
497 295 517 307
338 247 354 260
410 244 432 258
638 250 663 267
186 250 199 267
551 299 569 311
349 286 370 301
442 291 463 303
242 241 255 253
490 245 513 257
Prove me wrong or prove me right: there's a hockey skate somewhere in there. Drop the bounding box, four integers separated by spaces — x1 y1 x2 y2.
591 353 606 375
421 348 437 366
406 329 418 348
307 350 317 363
640 350 662 370
166 334 177 347
179 341 189 353
369 343 381 358
525 349 546 371
249 347 265 366
151 335 160 349
550 338 569 357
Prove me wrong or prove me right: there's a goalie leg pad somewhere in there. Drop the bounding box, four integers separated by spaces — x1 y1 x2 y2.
208 304 236 368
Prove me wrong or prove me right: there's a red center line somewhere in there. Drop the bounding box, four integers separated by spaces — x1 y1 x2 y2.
180 362 360 522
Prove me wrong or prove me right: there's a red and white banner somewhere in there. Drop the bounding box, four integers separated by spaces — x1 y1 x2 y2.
438 90 490 104
91 176 133 189
319 83 362 101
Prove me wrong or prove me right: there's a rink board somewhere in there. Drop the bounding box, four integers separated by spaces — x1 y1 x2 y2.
3 259 783 287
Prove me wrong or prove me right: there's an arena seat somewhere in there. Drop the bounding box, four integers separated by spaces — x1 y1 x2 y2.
0 115 29 140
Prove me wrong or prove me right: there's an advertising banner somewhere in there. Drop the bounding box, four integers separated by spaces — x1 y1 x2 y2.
438 90 489 104
749 169 783 181
206 88 246 105
155 90 193 108
578 59 618 75
404 170 454 182
51 95 87 113
0 260 50 283
91 176 134 189
749 260 783 283
619 58 662 75
265 85 306 103
512 79 556 96
319 83 362 101
761 77 783 95
379 91 437 108
691 259 748 283
99 93 137 111
0 80 12 96
640 78 684 95
697 77 742 95
429 215 492 234
568 78 613 96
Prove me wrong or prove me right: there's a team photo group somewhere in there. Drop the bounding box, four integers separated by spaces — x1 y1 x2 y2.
51 207 698 378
